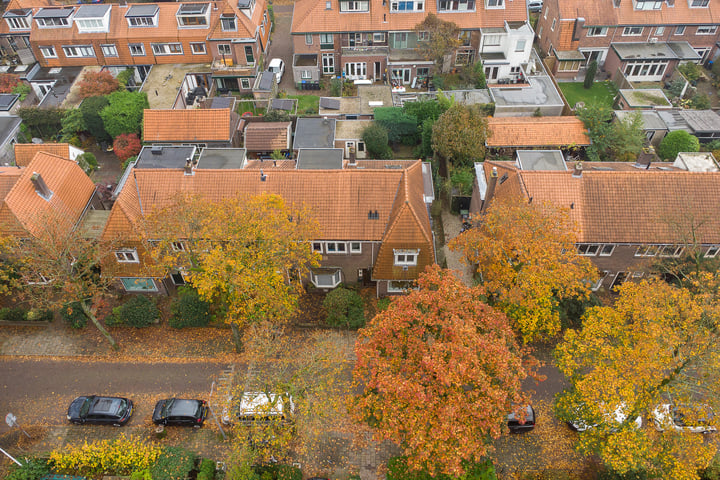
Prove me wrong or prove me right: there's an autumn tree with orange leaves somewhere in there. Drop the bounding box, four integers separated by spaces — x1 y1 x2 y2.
140 193 320 352
450 195 597 342
555 277 720 480
351 265 534 476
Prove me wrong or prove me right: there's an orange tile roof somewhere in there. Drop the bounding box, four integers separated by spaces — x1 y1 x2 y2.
487 160 720 244
143 109 233 143
0 166 24 200
292 0 528 33
0 153 96 238
14 143 72 167
487 116 591 148
558 0 720 27
244 122 292 151
207 0 266 40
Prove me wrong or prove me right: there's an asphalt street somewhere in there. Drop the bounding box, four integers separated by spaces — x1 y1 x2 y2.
0 358 229 433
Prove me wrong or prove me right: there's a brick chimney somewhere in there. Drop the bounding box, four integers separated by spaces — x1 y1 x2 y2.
481 166 499 212
572 161 583 178
30 172 53 200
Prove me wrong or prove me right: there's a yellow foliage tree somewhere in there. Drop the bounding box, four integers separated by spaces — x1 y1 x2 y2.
50 434 160 476
555 278 720 479
141 193 320 351
449 195 597 342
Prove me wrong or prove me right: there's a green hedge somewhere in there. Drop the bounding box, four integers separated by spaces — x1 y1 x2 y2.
169 287 212 328
150 447 197 480
107 296 159 328
387 456 497 480
61 302 87 329
0 307 53 322
5 457 51 480
323 286 366 329
254 464 302 480
197 458 216 480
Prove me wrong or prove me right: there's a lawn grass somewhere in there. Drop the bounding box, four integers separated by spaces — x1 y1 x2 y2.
287 95 319 115
558 81 618 109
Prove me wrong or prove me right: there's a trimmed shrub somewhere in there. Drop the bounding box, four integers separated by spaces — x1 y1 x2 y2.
108 296 159 328
583 60 597 89
169 287 212 328
26 309 53 322
5 457 51 480
61 302 87 329
0 307 27 322
51 434 160 477
658 130 700 160
323 286 366 329
197 458 216 480
77 152 97 174
254 464 302 480
150 447 197 480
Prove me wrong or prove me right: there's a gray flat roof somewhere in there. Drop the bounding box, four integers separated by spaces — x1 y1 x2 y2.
516 150 567 171
335 119 373 139
136 145 196 169
197 148 246 169
293 117 336 149
657 109 690 131
75 4 110 18
0 94 19 111
490 76 563 108
678 109 720 133
126 4 159 17
271 98 295 111
178 3 208 14
296 149 344 169
615 109 667 130
667 41 702 61
257 71 275 91
0 116 21 143
612 42 678 60
210 96 235 109
555 50 585 61
618 89 671 107
35 7 74 18
3 8 31 17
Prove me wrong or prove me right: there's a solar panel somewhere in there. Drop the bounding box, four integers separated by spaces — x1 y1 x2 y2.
319 97 340 110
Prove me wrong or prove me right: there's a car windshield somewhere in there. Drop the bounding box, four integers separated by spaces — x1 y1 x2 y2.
79 397 92 417
161 399 175 417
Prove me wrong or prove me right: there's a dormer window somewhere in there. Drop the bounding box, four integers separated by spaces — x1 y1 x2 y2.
690 0 709 6
74 4 110 33
485 0 503 7
176 3 210 28
438 0 475 11
3 9 31 30
35 7 74 28
237 0 256 16
390 0 424 11
394 249 419 266
125 4 159 27
221 14 237 31
633 0 662 9
339 0 370 11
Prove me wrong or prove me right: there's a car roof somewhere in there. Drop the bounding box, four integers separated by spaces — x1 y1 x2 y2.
168 399 202 416
269 58 283 66
239 392 287 415
89 397 125 415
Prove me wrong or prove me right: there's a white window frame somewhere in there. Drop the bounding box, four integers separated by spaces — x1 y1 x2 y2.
129 43 145 56
634 0 662 9
587 26 608 37
387 280 415 293
622 26 644 36
240 78 251 89
394 249 419 266
690 0 709 6
221 15 237 31
674 25 686 35
599 244 615 256
635 245 659 257
127 16 156 27
373 32 386 42
483 34 501 47
515 39 526 52
590 271 610 292
551 18 556 31
39 46 57 58
171 241 186 252
654 26 665 35
305 33 313 45
390 0 425 11
320 33 334 48
325 241 347 254
36 17 70 28
152 42 183 55
301 70 312 79
190 42 206 54
340 0 370 11
115 249 139 263
101 44 118 57
311 270 342 288
120 277 158 292
62 45 95 58
486 0 503 7
631 271 645 278
349 242 362 253
6 16 30 30
577 244 600 256
659 245 684 258
697 25 717 35
312 241 323 253
218 44 232 55
75 18 105 31
705 245 720 258
27 273 53 286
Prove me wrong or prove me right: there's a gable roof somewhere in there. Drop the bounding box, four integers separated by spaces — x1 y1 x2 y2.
244 121 291 151
557 0 720 27
143 109 233 143
14 143 72 167
486 116 591 148
486 160 720 245
292 0 527 34
0 152 95 237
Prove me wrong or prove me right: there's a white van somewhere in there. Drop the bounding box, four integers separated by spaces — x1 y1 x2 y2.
222 392 295 425
268 58 285 84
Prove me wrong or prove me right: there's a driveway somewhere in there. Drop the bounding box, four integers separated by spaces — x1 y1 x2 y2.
267 4 301 94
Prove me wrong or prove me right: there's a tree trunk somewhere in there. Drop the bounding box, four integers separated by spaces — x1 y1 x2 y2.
231 323 243 353
80 300 118 350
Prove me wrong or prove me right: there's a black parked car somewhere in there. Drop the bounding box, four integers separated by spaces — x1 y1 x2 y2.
152 398 209 427
507 405 536 433
67 395 133 426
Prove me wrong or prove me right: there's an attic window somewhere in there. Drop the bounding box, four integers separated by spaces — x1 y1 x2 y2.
326 1 332 8
499 173 508 184
221 14 236 31
368 210 380 219
394 249 419 266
